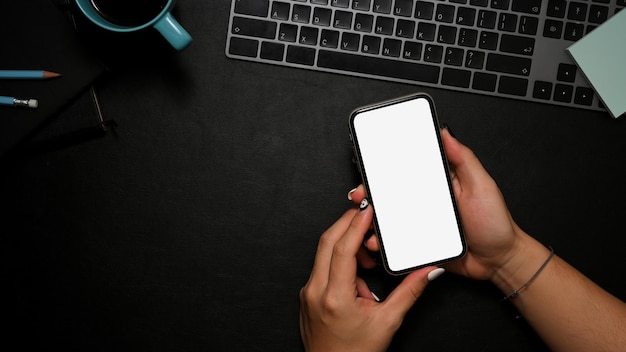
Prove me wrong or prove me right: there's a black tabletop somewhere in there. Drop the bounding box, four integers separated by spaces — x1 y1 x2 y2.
2 1 626 351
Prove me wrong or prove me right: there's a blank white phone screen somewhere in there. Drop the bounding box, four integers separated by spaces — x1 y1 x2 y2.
352 96 464 273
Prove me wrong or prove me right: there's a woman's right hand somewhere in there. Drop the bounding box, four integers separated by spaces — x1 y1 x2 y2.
349 128 526 282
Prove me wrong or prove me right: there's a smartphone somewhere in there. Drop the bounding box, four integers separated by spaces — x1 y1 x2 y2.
349 93 466 275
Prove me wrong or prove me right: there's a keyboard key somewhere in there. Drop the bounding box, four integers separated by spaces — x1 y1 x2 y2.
334 10 353 29
435 4 455 23
511 0 541 15
438 25 457 44
320 29 340 48
286 45 316 65
543 19 563 38
260 41 285 61
417 22 436 41
567 2 588 21
557 63 576 82
470 0 489 6
234 0 270 17
456 7 477 26
553 83 573 102
442 68 471 87
355 13 374 32
574 87 594 106
458 28 478 47
465 50 485 69
299 27 319 45
498 76 528 96
311 0 328 4
444 47 465 66
498 13 518 32
499 34 534 55
479 31 498 50
331 0 350 8
533 81 553 100
341 32 361 51
353 0 372 11
424 44 444 63
547 0 567 18
279 23 298 42
564 22 584 41
362 35 382 54
373 0 392 13
403 41 423 60
396 19 416 38
313 7 332 26
229 37 258 57
490 0 510 10
270 2 290 20
317 49 441 83
586 25 598 35
518 16 539 35
477 10 497 29
588 5 609 24
472 72 497 91
293 4 311 23
382 38 402 57
414 1 434 19
486 53 531 76
375 16 395 35
232 17 277 39
393 0 414 17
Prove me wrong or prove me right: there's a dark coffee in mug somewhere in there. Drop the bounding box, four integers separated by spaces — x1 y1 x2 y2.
89 0 169 27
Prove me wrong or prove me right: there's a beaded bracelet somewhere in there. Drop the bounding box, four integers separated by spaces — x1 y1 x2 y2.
503 246 555 301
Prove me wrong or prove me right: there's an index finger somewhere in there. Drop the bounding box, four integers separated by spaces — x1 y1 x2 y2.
326 202 373 298
308 208 359 286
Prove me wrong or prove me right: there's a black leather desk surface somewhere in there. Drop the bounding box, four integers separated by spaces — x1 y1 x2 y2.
3 1 626 351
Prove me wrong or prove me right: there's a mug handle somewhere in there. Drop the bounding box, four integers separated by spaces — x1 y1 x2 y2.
153 12 192 51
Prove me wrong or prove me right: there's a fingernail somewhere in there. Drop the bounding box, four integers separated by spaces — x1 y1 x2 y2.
371 291 381 302
359 198 369 211
427 268 445 281
347 187 357 201
442 123 456 139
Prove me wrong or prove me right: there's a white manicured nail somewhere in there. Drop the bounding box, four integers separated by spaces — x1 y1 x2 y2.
427 268 445 281
371 291 381 302
347 188 357 200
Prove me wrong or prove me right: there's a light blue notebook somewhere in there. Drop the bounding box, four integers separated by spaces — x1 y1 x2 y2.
567 9 626 119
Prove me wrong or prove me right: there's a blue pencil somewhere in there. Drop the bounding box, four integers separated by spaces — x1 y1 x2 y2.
0 95 38 108
0 70 61 80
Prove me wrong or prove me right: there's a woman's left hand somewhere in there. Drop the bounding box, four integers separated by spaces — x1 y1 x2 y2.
299 203 441 352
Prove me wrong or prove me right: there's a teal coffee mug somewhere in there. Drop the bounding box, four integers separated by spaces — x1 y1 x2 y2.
75 0 192 51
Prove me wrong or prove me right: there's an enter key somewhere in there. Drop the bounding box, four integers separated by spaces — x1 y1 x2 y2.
500 34 535 55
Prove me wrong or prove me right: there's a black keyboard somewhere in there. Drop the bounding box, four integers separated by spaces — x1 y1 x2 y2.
226 0 624 113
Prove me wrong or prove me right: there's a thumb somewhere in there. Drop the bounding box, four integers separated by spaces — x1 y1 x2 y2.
382 267 444 317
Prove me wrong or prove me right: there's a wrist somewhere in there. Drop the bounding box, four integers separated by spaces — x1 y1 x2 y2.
489 231 552 295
